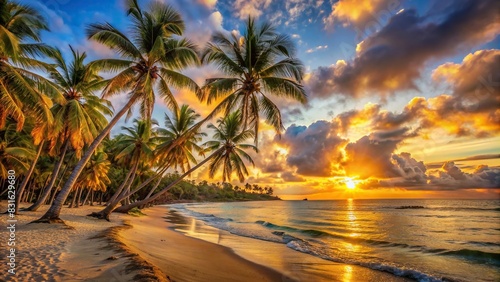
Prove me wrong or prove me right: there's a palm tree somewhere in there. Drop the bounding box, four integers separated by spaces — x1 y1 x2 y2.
154 104 205 173
25 47 112 212
106 119 156 205
88 105 204 220
114 111 257 215
199 17 306 142
0 0 59 130
0 122 34 179
73 151 111 207
36 0 199 223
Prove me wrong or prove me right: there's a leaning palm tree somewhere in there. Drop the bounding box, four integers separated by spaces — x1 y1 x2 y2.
199 17 306 142
0 0 59 130
25 47 112 212
36 0 199 223
88 105 204 220
105 119 156 205
114 111 257 215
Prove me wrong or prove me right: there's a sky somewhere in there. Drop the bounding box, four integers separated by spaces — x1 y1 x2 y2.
20 0 500 199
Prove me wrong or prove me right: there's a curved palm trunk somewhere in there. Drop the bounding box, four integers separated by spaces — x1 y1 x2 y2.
34 96 138 223
87 168 162 221
87 166 173 220
144 176 162 200
25 140 69 212
14 140 44 214
120 161 140 205
107 162 137 205
114 148 223 215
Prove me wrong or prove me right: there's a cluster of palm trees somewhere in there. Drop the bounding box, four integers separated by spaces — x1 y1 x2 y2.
0 0 306 222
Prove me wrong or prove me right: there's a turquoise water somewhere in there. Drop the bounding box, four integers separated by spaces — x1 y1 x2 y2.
169 199 500 282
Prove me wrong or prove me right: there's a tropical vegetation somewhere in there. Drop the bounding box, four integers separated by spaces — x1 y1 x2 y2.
0 0 305 222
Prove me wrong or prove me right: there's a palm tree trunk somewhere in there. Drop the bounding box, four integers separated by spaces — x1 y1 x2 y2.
69 188 79 208
82 189 91 206
121 165 139 205
107 164 135 205
25 140 69 212
90 190 94 206
34 96 138 223
75 187 84 208
14 140 44 214
48 186 58 206
144 176 162 200
113 148 223 215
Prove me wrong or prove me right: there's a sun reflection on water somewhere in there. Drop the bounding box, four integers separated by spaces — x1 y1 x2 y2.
346 199 359 238
343 265 353 282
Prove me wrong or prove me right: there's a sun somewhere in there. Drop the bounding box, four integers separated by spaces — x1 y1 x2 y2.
345 178 356 190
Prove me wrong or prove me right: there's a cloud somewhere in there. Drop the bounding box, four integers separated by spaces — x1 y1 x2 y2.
26 0 71 34
306 45 328 54
278 121 347 177
308 0 500 98
198 0 218 9
427 163 500 189
233 0 272 19
343 135 401 179
281 171 306 182
432 49 500 120
324 0 400 31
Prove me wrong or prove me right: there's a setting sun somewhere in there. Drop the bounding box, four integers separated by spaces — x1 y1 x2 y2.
345 178 356 190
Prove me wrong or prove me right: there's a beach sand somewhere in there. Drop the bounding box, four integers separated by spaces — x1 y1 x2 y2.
0 203 162 282
1 203 411 281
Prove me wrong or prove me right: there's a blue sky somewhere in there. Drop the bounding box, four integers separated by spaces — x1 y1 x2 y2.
19 0 500 198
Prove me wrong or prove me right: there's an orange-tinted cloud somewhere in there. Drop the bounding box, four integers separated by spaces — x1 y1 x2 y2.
307 0 500 98
324 0 400 31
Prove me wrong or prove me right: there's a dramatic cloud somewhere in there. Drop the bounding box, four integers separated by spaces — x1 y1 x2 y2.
432 49 500 127
343 135 401 179
307 0 500 98
324 0 400 31
427 163 500 189
278 121 347 177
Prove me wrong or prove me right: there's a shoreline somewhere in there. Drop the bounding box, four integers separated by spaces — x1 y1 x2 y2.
1 202 412 281
123 205 411 282
119 206 285 282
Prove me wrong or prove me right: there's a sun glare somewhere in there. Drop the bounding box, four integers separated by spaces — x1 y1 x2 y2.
345 178 356 190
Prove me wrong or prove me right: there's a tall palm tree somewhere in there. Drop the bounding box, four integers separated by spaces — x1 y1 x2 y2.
114 111 257 215
0 0 59 130
25 47 112 212
89 105 204 220
199 17 306 142
36 0 199 223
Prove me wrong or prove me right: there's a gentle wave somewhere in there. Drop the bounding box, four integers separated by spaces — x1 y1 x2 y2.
285 239 444 282
437 249 500 266
172 203 500 282
256 220 500 266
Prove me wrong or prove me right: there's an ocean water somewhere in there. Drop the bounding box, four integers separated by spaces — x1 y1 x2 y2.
168 199 500 282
